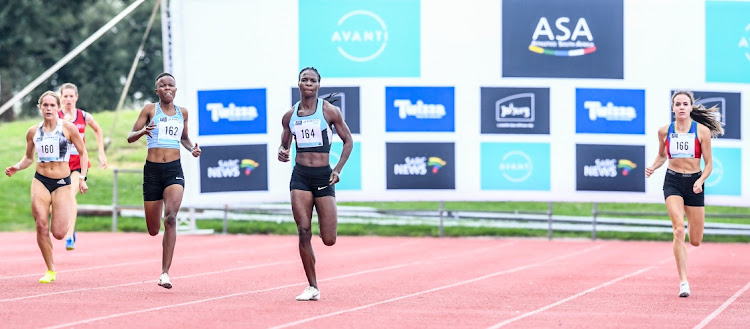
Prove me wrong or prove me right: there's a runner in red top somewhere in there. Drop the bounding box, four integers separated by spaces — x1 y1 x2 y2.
58 83 108 250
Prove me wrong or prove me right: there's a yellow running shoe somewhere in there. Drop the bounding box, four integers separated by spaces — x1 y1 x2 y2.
39 270 56 283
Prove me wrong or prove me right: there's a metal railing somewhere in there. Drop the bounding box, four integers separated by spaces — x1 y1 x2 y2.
100 169 750 238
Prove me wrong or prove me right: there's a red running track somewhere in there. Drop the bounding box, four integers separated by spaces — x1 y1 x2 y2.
0 232 748 328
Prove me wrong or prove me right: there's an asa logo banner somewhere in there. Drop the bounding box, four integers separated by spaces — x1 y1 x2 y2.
292 87 361 134
481 142 550 191
669 90 741 140
502 0 623 79
199 144 268 193
385 87 455 132
706 1 750 83
576 144 644 192
298 0 420 77
576 88 645 134
386 142 455 189
703 147 741 196
197 89 266 136
480 87 550 134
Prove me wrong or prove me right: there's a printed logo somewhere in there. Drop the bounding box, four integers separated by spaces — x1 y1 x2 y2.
428 157 446 174
386 143 455 189
529 17 596 56
703 147 741 196
386 87 455 132
197 89 266 136
332 10 388 62
502 0 623 79
200 144 268 192
576 144 644 192
706 1 750 83
299 0 420 77
669 90 741 140
292 87 360 134
576 88 645 134
481 143 550 191
496 93 534 126
481 87 550 134
240 159 259 176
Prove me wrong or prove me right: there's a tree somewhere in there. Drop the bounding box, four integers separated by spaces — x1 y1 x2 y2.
0 0 163 120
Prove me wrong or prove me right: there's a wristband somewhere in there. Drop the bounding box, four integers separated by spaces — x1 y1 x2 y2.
79 175 87 181
14 164 20 170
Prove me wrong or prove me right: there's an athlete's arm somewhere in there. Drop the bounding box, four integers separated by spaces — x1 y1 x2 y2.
5 126 36 177
127 104 156 143
66 121 89 194
179 107 200 157
85 112 108 168
645 125 669 178
324 101 353 184
694 124 712 193
278 109 293 162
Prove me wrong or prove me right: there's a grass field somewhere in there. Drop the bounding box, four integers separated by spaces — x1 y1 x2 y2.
1 109 749 242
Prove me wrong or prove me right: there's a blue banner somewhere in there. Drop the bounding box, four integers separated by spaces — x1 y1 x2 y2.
385 87 454 132
197 89 266 136
576 88 644 134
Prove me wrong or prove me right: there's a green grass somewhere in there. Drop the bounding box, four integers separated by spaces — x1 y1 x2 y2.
2 110 749 242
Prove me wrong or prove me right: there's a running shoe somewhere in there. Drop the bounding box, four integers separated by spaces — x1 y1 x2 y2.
65 237 75 250
296 286 320 301
39 270 56 283
679 281 691 297
158 273 172 289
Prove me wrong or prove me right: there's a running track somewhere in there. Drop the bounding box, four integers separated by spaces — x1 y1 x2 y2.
0 233 748 328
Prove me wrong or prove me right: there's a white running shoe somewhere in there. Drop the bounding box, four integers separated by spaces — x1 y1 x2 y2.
296 286 320 301
158 273 172 289
679 281 690 297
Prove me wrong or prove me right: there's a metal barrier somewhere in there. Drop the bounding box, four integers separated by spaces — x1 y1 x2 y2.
102 169 750 238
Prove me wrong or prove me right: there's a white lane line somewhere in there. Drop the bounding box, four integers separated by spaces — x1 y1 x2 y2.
1 239 429 302
0 259 297 303
268 245 604 329
39 241 516 328
42 262 419 329
693 280 750 329
486 251 690 328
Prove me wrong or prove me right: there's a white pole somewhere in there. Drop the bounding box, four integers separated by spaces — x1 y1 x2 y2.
0 0 147 116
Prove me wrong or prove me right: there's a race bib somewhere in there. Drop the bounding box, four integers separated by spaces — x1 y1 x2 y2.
37 135 60 160
294 119 323 148
670 133 696 158
158 119 182 142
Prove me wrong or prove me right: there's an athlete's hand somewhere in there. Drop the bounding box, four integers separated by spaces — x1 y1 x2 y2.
191 143 201 157
645 166 655 178
278 146 290 162
99 154 108 169
693 180 704 194
79 180 88 195
141 121 157 138
329 170 340 185
5 165 18 177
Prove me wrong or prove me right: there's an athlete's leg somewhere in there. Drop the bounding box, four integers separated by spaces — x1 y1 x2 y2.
160 184 184 274
684 206 705 247
314 196 338 246
292 190 316 288
65 171 81 242
666 195 688 283
144 200 164 236
31 179 54 271
50 185 75 240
